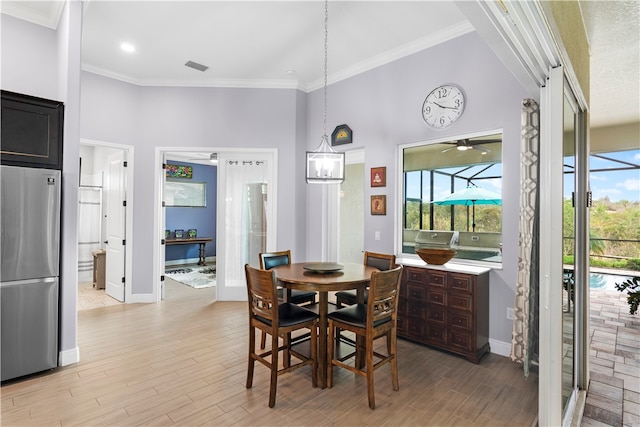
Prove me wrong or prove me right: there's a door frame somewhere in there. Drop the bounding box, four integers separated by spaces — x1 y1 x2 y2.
152 147 278 302
79 138 134 304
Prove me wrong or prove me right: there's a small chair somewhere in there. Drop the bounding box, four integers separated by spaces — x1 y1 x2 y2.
327 265 403 409
259 250 317 349
335 251 396 344
245 264 318 408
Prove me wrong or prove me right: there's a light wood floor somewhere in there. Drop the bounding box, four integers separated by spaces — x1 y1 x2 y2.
1 280 538 426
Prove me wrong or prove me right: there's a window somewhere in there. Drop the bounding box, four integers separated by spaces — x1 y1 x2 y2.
400 133 503 263
165 180 207 207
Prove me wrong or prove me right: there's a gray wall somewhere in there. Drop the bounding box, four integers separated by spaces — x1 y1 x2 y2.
80 76 305 294
304 32 528 345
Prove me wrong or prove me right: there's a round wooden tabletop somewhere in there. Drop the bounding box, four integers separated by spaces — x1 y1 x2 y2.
272 262 377 292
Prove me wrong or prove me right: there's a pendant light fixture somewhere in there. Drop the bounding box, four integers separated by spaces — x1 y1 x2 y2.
306 0 345 184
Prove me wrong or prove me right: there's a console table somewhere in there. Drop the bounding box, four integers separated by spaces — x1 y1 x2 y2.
165 237 212 265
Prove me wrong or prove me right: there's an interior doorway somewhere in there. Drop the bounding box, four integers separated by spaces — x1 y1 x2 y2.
152 147 277 302
78 140 134 308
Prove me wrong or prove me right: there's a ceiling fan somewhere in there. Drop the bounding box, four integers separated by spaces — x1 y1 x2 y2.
184 152 218 163
441 138 501 154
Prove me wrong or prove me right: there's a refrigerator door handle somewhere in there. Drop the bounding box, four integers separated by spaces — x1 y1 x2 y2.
0 277 57 288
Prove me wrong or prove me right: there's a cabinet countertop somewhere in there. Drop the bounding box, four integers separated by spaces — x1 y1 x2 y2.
396 257 491 276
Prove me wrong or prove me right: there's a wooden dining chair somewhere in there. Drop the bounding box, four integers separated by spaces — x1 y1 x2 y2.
327 265 403 409
259 250 317 349
335 251 396 307
244 264 319 408
334 251 396 344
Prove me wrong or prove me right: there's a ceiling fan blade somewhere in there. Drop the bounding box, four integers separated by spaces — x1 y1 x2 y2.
441 146 457 153
473 145 490 153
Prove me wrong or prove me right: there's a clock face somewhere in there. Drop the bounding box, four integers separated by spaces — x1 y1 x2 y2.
422 84 465 129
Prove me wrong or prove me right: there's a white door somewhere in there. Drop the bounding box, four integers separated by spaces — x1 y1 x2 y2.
105 151 127 302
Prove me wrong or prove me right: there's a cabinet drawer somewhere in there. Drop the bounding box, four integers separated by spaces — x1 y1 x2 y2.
397 316 406 334
449 293 472 311
448 330 473 351
406 267 427 284
406 317 425 339
398 300 407 316
427 271 447 288
449 311 472 331
407 284 426 301
427 306 446 325
407 302 426 319
427 289 447 306
449 274 473 293
426 324 447 345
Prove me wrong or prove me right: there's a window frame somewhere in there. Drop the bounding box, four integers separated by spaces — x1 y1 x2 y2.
397 129 504 266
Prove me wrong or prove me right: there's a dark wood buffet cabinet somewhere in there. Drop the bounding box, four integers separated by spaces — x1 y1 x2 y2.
397 263 490 363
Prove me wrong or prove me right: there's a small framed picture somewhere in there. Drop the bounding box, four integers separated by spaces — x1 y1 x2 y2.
188 229 197 238
371 195 386 215
371 167 386 187
174 229 184 238
331 124 352 146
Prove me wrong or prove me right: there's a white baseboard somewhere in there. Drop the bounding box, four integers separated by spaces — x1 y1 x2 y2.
489 338 511 357
165 256 216 267
128 293 156 303
59 346 79 366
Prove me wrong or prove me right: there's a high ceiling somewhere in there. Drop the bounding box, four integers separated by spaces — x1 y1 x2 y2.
2 1 638 128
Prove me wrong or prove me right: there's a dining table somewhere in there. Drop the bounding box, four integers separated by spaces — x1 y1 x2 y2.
272 261 377 389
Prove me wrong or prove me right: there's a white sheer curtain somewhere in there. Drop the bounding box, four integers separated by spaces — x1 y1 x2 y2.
77 186 102 282
224 159 268 288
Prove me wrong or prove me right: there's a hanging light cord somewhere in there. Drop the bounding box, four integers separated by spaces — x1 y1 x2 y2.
322 0 328 140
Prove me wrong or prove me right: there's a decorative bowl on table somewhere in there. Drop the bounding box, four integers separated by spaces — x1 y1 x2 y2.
416 248 456 265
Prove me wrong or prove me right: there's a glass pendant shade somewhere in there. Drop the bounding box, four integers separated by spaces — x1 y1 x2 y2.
306 135 345 184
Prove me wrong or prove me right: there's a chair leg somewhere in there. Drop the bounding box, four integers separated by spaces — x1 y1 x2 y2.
366 338 375 410
269 333 279 408
390 330 399 392
246 325 256 389
260 331 267 350
327 320 335 389
311 321 318 388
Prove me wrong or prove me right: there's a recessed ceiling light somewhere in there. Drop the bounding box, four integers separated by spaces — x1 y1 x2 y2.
286 69 296 75
120 43 136 53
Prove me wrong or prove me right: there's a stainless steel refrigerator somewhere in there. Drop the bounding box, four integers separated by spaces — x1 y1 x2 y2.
1 165 60 381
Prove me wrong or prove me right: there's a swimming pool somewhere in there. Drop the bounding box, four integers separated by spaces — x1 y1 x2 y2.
589 272 635 291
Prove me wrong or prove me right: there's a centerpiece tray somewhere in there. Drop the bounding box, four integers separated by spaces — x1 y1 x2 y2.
302 262 344 273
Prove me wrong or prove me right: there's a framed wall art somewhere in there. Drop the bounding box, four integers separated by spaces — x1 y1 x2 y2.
166 164 193 179
331 124 352 146
371 195 386 215
371 166 386 187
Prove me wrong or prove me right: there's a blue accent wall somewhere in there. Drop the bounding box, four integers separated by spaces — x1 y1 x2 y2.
165 161 217 262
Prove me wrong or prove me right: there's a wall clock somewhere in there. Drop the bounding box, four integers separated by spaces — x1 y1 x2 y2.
422 84 466 129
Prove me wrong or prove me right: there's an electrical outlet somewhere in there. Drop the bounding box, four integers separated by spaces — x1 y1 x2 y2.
506 308 514 320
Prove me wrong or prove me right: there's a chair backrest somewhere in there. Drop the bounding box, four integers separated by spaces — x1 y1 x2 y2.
245 264 279 328
364 251 396 271
366 265 403 327
259 250 291 270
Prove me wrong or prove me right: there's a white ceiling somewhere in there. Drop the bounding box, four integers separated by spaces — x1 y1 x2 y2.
2 1 638 128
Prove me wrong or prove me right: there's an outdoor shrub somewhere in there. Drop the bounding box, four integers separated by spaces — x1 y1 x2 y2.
615 276 640 315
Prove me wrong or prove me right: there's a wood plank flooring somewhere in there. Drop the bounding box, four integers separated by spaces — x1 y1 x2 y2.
1 279 538 426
